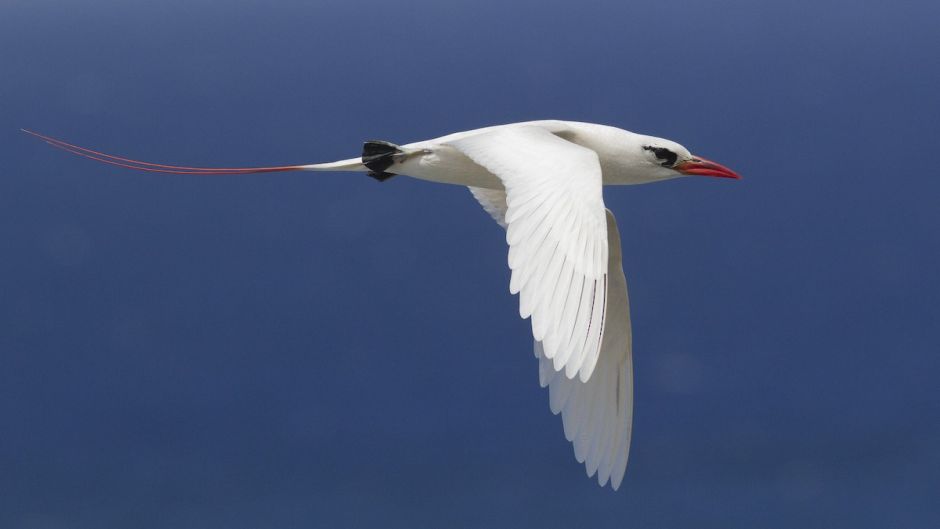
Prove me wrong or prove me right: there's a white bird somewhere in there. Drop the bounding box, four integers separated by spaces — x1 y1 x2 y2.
23 120 739 490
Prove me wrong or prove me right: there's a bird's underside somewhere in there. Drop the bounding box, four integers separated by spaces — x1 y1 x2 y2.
22 119 740 491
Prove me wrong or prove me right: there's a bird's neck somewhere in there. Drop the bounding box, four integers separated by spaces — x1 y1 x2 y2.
559 122 672 185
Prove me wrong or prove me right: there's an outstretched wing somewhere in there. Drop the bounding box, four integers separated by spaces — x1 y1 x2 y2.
468 186 634 490
537 210 633 490
448 127 607 381
451 126 609 382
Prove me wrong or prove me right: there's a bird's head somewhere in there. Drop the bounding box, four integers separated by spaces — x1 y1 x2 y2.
624 134 740 183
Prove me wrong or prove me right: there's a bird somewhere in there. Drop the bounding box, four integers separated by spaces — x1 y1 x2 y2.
23 120 739 490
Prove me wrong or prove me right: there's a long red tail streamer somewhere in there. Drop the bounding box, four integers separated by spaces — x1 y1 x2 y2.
21 129 308 175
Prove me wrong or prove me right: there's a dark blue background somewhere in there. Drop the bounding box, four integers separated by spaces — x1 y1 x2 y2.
2 1 938 527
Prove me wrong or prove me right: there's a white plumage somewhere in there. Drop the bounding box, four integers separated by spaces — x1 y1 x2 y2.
25 120 740 490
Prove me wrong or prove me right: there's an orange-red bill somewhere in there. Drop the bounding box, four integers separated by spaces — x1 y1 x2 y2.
675 156 741 179
21 129 308 175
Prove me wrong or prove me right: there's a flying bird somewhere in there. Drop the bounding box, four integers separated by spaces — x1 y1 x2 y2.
23 120 739 490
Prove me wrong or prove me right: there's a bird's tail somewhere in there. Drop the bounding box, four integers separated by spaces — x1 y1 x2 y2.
20 128 369 175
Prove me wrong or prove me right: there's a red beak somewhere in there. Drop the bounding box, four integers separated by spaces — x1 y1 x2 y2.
675 156 741 179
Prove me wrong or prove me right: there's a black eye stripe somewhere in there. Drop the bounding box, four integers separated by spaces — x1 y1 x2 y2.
643 146 678 167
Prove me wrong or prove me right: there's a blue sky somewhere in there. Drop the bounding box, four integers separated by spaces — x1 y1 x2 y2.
2 0 938 527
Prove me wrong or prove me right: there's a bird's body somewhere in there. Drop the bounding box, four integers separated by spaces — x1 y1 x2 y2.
24 120 739 491
307 120 693 187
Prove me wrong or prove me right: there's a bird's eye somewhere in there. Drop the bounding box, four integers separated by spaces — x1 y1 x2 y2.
643 146 678 167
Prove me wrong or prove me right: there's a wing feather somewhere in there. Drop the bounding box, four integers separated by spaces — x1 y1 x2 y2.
465 135 632 490
536 210 633 489
468 186 508 228
452 126 608 381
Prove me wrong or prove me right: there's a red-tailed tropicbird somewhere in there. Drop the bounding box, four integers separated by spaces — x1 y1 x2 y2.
23 120 740 490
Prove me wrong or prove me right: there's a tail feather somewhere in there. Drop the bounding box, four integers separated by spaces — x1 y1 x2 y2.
21 128 368 175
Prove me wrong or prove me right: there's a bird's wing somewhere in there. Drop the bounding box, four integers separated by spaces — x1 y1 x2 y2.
449 126 608 381
467 176 632 489
537 209 632 490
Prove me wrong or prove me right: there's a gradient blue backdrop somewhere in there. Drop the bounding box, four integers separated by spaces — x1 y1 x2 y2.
2 1 938 527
